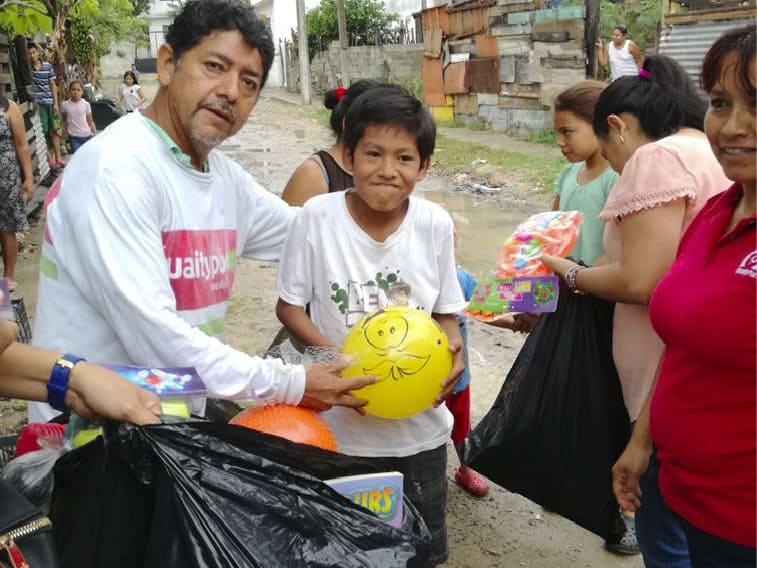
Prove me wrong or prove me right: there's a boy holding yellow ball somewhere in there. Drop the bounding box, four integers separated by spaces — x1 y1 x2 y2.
276 84 464 566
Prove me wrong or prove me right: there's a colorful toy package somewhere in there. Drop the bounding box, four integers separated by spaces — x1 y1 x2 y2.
496 210 583 278
466 211 582 321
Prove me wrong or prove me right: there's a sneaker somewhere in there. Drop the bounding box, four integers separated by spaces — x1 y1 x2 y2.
604 513 640 555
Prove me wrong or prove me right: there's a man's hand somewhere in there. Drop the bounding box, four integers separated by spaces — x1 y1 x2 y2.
300 360 375 413
66 362 161 425
434 340 463 406
612 439 652 512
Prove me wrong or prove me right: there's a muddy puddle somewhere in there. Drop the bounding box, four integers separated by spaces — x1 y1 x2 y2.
419 187 539 280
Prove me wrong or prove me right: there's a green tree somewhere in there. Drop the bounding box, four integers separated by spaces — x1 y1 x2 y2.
305 0 400 55
69 0 148 83
597 0 661 52
0 0 52 34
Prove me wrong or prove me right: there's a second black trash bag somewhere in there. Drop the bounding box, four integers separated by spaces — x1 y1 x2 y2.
462 282 631 538
50 421 431 568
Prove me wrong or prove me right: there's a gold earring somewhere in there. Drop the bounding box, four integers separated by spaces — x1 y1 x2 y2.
618 135 625 144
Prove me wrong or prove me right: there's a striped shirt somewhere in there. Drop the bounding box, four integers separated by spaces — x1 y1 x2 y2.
32 61 56 105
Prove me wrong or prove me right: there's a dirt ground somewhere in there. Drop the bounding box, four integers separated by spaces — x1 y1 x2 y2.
2 87 642 568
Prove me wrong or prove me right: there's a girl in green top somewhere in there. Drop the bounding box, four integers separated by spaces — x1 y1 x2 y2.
552 81 619 266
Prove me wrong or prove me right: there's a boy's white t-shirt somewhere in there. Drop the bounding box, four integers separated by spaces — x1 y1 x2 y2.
29 112 305 422
277 191 466 457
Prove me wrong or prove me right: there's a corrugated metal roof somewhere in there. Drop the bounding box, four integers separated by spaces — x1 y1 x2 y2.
658 18 754 84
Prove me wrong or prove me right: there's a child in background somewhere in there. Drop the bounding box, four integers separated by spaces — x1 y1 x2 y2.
28 42 63 169
116 71 146 113
61 81 96 153
276 85 464 567
449 265 490 496
552 81 618 265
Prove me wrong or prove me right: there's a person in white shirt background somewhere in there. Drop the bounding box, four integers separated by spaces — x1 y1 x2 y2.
116 70 147 112
596 25 644 81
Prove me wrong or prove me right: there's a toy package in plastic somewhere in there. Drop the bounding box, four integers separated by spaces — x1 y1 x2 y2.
466 211 582 321
496 210 583 278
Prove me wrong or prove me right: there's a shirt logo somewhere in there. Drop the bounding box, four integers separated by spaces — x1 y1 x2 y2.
163 229 237 310
735 250 757 278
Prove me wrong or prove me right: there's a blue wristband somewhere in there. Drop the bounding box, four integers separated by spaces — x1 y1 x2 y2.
47 354 86 412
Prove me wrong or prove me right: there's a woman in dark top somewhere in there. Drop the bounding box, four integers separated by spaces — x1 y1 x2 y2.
282 79 381 205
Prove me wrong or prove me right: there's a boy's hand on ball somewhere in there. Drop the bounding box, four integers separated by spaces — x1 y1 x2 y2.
435 341 463 406
302 361 375 412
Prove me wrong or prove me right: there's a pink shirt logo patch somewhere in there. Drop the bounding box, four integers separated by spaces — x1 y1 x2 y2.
163 229 237 310
735 250 757 278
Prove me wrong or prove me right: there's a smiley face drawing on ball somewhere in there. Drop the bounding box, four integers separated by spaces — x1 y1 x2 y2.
357 308 438 382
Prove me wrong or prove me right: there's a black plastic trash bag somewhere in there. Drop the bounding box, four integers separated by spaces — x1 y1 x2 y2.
462 281 631 538
50 421 430 568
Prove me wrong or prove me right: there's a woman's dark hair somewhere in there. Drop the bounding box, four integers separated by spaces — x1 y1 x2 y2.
593 54 707 140
614 24 628 36
123 70 139 85
554 80 606 124
700 25 755 98
0 95 8 112
165 0 274 86
343 84 436 165
324 79 383 139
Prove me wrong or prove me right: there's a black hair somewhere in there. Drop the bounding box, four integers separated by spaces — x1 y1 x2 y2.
0 95 8 112
701 25 755 98
324 79 383 140
27 41 39 51
593 54 707 140
614 24 628 36
343 84 436 165
68 80 84 90
165 0 274 86
123 70 139 85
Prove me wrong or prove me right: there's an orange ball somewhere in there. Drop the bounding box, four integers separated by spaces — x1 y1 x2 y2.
229 404 338 452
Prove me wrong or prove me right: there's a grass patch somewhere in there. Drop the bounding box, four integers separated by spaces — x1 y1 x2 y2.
305 107 330 128
467 119 488 131
513 128 558 147
433 133 564 188
436 118 468 128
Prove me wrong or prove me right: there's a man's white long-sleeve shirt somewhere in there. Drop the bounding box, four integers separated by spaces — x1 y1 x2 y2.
29 112 304 421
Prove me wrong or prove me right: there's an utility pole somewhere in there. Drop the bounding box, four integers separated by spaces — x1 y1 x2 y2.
296 0 311 104
336 0 350 86
585 0 600 78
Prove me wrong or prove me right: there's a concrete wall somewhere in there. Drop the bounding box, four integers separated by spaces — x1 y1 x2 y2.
100 41 134 80
288 42 424 94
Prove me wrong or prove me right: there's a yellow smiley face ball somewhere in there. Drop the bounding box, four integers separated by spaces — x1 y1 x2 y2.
341 306 453 419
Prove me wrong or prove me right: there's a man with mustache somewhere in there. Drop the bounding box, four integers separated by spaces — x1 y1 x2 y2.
28 0 374 422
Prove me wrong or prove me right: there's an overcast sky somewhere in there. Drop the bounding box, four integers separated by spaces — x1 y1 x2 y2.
384 0 446 18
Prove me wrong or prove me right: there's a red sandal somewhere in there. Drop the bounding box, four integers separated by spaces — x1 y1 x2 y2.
454 467 489 497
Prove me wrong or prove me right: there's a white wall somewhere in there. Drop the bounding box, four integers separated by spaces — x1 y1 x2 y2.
252 0 320 88
100 40 134 79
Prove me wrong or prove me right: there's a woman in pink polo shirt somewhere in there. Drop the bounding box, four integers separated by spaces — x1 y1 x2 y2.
614 26 756 565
